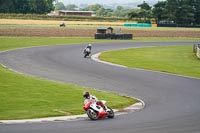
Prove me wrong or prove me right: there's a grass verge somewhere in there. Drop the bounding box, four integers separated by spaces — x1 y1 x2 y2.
0 37 198 51
0 37 117 51
100 45 200 78
0 65 137 120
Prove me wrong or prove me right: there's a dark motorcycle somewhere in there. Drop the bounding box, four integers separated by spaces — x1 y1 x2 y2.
83 47 91 58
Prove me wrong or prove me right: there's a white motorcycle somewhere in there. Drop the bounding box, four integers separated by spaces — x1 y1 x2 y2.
83 99 114 120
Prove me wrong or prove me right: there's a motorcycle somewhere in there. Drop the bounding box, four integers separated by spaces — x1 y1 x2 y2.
83 47 91 58
83 99 114 120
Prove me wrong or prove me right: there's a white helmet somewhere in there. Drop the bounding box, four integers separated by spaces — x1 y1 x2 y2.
88 44 91 46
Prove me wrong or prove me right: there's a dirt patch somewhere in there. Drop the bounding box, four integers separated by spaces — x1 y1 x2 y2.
1 27 200 38
0 28 95 37
0 19 125 26
1 19 200 38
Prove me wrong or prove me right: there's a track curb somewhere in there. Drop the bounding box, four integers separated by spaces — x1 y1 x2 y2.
0 101 144 124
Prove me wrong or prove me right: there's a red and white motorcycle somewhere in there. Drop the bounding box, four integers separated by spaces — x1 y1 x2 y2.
83 99 114 120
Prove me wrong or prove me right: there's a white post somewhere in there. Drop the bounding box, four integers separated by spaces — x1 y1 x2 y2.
197 44 200 59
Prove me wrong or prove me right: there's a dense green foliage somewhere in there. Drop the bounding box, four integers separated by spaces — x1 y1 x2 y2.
57 0 200 25
0 0 54 14
128 0 200 25
153 0 200 24
1 0 200 24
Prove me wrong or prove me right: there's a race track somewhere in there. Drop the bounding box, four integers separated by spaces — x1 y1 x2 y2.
0 42 200 133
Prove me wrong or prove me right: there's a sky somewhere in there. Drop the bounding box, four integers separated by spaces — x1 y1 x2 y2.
59 0 164 6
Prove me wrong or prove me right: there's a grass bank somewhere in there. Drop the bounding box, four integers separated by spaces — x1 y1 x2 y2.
0 37 198 51
0 37 114 51
0 66 137 120
100 45 200 78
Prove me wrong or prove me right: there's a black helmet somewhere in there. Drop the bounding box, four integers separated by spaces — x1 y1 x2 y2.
83 91 90 98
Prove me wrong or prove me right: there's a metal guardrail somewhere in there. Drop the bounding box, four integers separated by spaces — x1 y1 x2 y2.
194 43 200 59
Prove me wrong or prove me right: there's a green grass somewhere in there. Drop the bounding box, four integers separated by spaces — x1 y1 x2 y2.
0 66 137 120
0 37 90 51
124 27 200 31
100 45 200 78
0 37 119 51
132 37 198 42
0 37 198 51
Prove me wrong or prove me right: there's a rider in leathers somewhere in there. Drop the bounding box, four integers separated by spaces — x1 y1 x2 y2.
83 91 106 110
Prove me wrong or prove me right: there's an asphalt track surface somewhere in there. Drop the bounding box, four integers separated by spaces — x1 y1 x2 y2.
0 42 200 133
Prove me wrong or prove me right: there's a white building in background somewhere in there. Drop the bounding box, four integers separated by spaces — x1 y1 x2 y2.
58 10 94 16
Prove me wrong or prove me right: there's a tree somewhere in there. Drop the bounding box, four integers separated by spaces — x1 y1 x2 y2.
96 7 106 16
193 0 200 24
84 4 102 12
136 1 152 23
153 0 199 25
65 4 78 11
138 1 151 10
128 9 140 20
0 0 54 14
112 6 130 18
152 1 167 23
165 0 178 23
55 2 66 10
0 0 15 13
175 0 195 24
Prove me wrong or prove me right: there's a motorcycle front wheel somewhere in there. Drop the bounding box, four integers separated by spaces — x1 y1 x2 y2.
87 109 98 120
107 107 114 118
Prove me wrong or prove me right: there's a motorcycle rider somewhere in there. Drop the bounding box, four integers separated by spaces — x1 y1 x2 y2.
83 44 92 58
83 91 106 110
85 43 92 51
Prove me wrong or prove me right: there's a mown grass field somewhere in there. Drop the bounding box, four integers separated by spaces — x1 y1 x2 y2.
1 19 200 38
100 45 200 78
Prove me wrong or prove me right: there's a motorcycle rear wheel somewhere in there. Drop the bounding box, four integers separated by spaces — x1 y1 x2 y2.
87 109 98 120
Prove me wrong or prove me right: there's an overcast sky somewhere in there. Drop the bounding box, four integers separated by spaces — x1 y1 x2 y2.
60 0 164 5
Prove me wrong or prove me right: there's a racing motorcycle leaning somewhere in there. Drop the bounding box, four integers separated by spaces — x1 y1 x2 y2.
83 99 114 120
83 47 91 58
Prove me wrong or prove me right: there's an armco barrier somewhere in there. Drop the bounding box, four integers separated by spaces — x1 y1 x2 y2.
124 23 152 27
95 33 133 40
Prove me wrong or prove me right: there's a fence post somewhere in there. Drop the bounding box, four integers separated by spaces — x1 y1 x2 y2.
196 44 200 59
193 44 197 53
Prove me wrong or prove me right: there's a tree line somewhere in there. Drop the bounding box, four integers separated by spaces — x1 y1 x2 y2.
0 0 54 14
1 0 200 25
55 0 200 25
